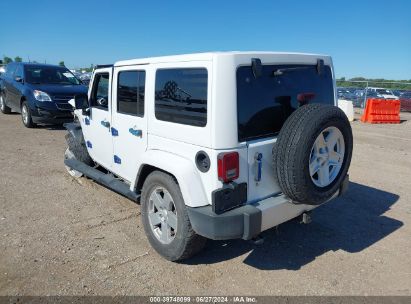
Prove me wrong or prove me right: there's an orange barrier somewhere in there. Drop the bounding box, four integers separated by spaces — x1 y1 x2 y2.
360 98 400 124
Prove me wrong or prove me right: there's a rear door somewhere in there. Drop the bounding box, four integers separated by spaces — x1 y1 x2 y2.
3 63 18 110
9 64 24 109
81 68 113 170
110 66 148 182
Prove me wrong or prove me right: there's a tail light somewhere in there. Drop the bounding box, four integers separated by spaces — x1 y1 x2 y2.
217 152 239 183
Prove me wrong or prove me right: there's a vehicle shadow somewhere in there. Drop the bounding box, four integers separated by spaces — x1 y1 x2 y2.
185 182 402 270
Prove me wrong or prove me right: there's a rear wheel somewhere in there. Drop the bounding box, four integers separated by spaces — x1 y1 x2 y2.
21 101 36 128
274 103 353 205
0 94 11 114
141 171 206 261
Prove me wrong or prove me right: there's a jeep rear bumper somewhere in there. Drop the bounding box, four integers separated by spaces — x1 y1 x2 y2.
187 174 349 240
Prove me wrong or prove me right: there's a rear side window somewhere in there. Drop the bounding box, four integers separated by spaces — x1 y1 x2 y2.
117 70 145 116
5 64 16 78
15 65 23 78
237 64 334 142
155 68 207 127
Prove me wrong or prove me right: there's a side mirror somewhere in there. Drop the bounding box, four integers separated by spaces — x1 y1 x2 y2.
74 93 89 110
251 58 262 78
15 76 23 83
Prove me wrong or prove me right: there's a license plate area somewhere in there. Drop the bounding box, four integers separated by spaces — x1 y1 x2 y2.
212 182 247 215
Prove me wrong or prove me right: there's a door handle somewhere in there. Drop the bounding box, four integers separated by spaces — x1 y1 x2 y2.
100 120 110 128
129 126 142 137
254 152 263 182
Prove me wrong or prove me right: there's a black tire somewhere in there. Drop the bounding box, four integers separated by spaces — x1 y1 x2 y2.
274 103 353 205
0 93 11 114
141 171 206 261
21 101 36 128
65 133 93 166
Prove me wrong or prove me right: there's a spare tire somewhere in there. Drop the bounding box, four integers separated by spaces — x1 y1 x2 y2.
274 103 353 205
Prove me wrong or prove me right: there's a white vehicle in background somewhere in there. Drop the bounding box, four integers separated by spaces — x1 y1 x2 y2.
367 87 399 99
64 52 353 261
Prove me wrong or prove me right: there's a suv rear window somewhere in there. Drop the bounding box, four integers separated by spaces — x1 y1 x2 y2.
237 64 334 142
155 68 208 127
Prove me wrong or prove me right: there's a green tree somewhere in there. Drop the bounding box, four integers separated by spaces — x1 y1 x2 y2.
59 61 65 67
14 56 22 62
3 56 13 64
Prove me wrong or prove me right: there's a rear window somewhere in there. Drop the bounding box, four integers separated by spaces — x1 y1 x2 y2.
237 64 334 142
155 68 208 127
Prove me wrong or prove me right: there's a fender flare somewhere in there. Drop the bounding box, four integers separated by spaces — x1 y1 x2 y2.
134 150 208 208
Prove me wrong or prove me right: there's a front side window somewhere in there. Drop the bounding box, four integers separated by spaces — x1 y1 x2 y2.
24 65 80 85
90 73 110 110
117 70 145 116
155 68 207 127
237 64 334 142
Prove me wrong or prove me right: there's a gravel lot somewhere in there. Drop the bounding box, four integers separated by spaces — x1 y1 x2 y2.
0 111 410 296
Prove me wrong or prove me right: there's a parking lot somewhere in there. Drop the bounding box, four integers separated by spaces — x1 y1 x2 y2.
0 111 410 296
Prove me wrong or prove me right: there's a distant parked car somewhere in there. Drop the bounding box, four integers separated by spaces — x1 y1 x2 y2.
79 72 92 86
399 91 411 112
367 87 399 100
352 90 379 108
392 89 405 97
0 62 88 127
337 87 357 101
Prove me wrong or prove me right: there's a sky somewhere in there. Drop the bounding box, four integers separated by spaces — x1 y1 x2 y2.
1 0 410 80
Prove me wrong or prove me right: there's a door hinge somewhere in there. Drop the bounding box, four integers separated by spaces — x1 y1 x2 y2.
86 141 92 148
84 117 90 125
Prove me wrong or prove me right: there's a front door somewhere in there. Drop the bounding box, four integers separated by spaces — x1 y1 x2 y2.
81 69 113 170
111 67 148 182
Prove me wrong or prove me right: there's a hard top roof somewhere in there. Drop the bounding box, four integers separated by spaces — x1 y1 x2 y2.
113 51 330 67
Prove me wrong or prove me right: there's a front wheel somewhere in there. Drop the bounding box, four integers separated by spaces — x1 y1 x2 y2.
141 171 206 261
21 101 36 128
64 148 83 178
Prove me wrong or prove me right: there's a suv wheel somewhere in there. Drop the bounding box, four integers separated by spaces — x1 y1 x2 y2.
0 94 11 114
141 171 206 261
21 101 36 128
274 103 353 205
64 148 83 178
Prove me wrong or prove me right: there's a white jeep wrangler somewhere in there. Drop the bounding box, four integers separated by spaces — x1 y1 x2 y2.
64 52 353 261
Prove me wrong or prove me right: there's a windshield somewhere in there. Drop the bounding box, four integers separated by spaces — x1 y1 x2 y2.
376 89 393 95
237 64 334 142
24 66 81 85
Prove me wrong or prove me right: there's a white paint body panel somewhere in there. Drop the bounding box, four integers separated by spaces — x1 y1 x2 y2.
111 65 149 182
74 51 337 222
80 67 113 170
246 137 282 202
